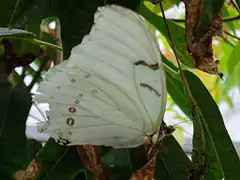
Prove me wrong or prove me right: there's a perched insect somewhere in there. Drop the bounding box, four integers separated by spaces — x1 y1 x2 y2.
35 5 167 148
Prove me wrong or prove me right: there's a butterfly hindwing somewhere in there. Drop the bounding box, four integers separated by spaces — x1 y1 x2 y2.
36 5 166 148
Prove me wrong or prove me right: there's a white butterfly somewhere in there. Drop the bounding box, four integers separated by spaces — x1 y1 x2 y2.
35 5 167 148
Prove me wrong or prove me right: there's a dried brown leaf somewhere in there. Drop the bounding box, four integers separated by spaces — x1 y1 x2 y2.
76 145 108 180
17 159 39 180
184 0 223 75
130 154 156 180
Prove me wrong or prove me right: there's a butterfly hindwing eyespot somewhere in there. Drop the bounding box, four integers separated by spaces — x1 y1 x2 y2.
66 117 75 126
91 89 98 94
56 85 61 89
74 99 80 104
84 74 91 78
68 107 76 113
70 78 76 83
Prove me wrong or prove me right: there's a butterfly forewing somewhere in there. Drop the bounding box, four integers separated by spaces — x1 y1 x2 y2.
36 5 166 148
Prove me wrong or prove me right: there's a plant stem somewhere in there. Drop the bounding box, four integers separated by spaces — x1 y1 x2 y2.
168 15 240 23
53 18 63 65
8 0 21 28
223 30 240 41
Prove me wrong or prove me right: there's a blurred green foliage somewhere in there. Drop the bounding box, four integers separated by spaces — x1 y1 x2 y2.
0 0 240 179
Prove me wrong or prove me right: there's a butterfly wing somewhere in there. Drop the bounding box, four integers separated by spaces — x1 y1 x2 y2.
68 5 166 130
36 63 147 148
36 5 166 148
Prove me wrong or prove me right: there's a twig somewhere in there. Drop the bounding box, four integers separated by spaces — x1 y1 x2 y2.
159 1 207 175
130 153 156 180
167 18 185 22
223 30 240 41
168 15 240 23
229 0 240 13
158 1 200 138
53 18 63 65
223 15 240 22
220 35 235 46
20 159 39 180
158 2 195 105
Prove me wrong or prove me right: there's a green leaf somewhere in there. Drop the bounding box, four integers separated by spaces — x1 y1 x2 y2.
235 0 240 10
227 42 240 73
222 5 235 32
35 138 87 180
195 0 225 36
167 68 239 179
164 63 190 117
101 148 133 180
154 135 192 180
101 146 147 179
235 63 240 85
0 28 61 53
102 148 133 169
144 0 181 13
0 2 61 54
224 47 240 90
0 77 32 180
0 27 35 38
163 55 240 179
0 0 38 27
27 139 43 159
139 3 194 67
0 1 44 55
184 70 240 179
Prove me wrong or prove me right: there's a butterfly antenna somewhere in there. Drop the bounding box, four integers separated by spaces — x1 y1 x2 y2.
172 120 192 127
178 128 194 137
163 120 201 142
173 124 209 148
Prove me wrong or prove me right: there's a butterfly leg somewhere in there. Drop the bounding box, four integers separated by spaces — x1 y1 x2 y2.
57 137 71 146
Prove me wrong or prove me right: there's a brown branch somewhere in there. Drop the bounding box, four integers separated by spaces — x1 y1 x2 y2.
168 18 185 22
53 18 63 65
130 155 156 180
168 15 240 23
223 15 240 22
20 159 39 180
39 17 63 68
0 39 39 75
